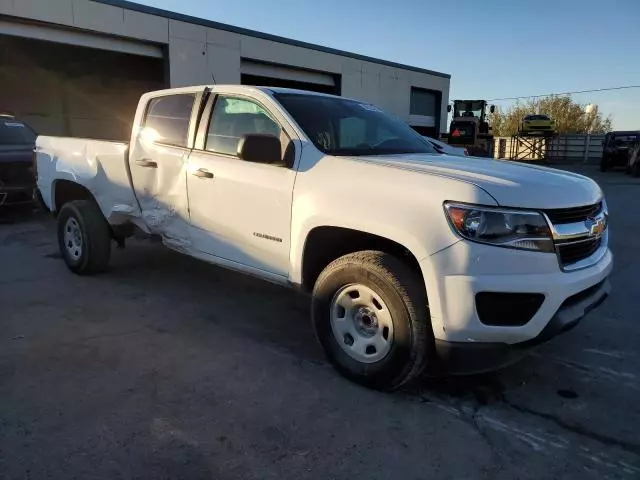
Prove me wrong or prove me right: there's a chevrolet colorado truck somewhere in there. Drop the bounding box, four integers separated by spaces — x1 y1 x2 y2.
35 85 612 390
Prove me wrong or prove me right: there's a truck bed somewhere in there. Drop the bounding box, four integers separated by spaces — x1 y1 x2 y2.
36 136 141 224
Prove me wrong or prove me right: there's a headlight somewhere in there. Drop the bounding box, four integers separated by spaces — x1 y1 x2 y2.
443 202 554 252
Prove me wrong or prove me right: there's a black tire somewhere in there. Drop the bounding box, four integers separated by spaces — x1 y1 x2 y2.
311 250 433 390
632 161 640 178
600 158 608 172
57 200 111 274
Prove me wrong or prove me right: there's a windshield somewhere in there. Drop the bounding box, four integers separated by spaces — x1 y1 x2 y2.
0 120 36 144
453 101 484 119
274 93 436 156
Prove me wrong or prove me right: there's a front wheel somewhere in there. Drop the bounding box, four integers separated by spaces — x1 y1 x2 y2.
600 158 609 172
57 200 111 274
311 251 433 390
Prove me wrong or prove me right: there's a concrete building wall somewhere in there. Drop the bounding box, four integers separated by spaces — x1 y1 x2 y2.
0 0 450 132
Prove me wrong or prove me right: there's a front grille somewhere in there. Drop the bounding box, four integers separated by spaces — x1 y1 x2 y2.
0 162 34 186
557 237 601 265
543 200 606 268
544 201 602 224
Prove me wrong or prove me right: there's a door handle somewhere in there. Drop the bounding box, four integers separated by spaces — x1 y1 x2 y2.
135 158 157 168
192 168 214 179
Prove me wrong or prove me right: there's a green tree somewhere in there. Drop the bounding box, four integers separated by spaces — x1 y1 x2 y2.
488 95 612 137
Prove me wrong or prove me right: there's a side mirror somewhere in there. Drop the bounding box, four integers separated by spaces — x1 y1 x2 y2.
237 134 281 164
447 105 452 113
490 105 495 114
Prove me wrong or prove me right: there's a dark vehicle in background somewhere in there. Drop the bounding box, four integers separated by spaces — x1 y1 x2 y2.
626 139 640 177
0 115 37 207
601 130 640 172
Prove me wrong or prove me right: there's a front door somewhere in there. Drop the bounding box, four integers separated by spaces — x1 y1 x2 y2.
186 94 296 277
128 92 199 245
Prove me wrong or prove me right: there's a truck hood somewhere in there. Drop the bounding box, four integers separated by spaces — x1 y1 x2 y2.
351 153 602 209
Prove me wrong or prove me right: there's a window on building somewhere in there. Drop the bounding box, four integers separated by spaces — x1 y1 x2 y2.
143 94 195 147
410 88 437 117
206 96 281 156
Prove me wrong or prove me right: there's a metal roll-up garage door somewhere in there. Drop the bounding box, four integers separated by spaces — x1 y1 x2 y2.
409 87 441 137
241 59 339 95
0 21 165 140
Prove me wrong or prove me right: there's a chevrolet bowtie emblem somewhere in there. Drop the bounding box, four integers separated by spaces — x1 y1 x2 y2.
585 216 606 237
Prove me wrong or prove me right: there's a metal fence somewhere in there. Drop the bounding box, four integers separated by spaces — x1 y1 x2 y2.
494 134 605 164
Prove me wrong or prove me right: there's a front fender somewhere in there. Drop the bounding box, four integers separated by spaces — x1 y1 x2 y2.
288 152 497 300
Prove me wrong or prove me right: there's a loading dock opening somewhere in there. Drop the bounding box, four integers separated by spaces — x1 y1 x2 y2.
240 59 340 95
241 74 338 95
0 34 165 140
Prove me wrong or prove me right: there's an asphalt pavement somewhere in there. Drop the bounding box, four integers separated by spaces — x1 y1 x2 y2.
1 165 638 479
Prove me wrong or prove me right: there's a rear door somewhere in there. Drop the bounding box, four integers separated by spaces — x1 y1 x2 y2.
128 90 202 245
185 93 297 277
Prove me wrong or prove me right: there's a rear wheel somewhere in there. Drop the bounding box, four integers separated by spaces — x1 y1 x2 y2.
632 161 640 178
311 251 433 390
57 200 111 274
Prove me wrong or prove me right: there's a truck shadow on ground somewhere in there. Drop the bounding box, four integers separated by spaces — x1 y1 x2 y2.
103 237 530 406
34 226 640 462
0 204 42 225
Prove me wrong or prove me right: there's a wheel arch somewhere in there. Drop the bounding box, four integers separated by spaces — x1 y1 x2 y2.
297 225 428 296
52 179 98 215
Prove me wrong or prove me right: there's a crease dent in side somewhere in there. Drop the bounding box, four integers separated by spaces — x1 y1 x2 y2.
138 156 192 251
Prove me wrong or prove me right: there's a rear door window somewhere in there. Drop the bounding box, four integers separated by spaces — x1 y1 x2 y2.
143 94 196 148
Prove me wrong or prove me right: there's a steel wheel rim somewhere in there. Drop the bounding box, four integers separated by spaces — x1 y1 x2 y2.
63 217 83 261
329 283 394 363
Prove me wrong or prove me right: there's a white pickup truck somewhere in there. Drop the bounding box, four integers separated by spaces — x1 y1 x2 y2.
35 85 612 390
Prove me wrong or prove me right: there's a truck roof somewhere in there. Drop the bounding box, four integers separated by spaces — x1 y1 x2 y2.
145 85 353 101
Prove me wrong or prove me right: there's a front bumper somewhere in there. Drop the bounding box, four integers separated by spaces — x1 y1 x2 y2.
0 184 35 207
420 238 613 371
434 278 610 374
521 123 554 133
605 151 629 166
